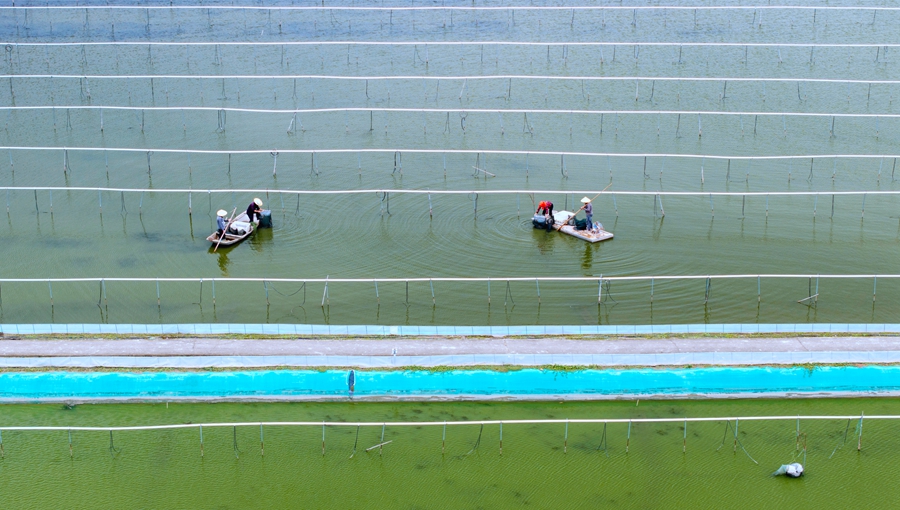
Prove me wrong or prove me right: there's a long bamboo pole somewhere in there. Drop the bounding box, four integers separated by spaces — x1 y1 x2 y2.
554 183 612 231
213 207 237 253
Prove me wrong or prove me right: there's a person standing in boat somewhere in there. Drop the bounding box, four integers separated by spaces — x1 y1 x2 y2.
247 198 263 223
536 200 554 231
581 196 593 228
216 209 228 239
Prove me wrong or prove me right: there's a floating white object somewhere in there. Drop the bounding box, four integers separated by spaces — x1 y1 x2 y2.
773 463 804 478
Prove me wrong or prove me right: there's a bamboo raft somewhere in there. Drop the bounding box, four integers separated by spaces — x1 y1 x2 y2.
532 211 614 243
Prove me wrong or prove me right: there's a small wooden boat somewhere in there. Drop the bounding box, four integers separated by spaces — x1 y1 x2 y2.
207 212 256 247
533 211 614 243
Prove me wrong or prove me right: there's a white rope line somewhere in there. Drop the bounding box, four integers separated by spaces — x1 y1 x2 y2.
0 415 884 432
0 275 896 284
3 5 900 11
2 187 897 197
2 147 897 160
9 75 900 85
4 42 899 48
5 106 899 119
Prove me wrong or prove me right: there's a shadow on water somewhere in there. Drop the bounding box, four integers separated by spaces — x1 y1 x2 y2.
532 225 557 255
208 227 275 275
207 239 237 275
213 248 231 276
581 242 599 275
248 226 275 251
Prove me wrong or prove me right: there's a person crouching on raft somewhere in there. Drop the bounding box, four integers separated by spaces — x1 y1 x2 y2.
247 198 263 223
536 200 554 231
216 209 228 239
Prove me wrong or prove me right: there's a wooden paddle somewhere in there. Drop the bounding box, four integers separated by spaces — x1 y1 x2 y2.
554 183 613 231
213 207 237 253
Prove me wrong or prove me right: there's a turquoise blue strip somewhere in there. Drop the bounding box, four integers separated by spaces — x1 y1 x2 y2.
0 350 897 368
1 323 898 336
0 366 899 399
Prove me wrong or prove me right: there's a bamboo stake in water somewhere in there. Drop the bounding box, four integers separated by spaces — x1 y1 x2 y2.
858 413 864 451
626 420 631 453
733 419 739 453
349 425 359 459
365 441 392 452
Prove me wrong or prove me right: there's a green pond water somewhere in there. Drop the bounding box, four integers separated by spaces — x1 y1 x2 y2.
2 4 900 326
0 398 899 509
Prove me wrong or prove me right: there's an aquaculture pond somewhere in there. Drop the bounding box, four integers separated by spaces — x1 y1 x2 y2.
1 2 899 325
0 398 899 509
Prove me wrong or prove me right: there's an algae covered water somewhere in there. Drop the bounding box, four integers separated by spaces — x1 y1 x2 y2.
1 398 899 508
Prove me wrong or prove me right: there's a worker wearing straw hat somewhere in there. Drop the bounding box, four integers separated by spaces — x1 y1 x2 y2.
581 196 593 227
215 209 228 239
246 198 263 223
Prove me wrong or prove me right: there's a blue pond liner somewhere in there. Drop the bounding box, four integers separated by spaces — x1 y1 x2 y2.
0 366 899 399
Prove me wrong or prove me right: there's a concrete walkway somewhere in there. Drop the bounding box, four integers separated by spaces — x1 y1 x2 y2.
0 336 899 368
2 336 900 356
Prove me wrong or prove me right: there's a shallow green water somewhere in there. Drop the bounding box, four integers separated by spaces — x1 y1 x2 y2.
2 4 900 325
1 398 900 509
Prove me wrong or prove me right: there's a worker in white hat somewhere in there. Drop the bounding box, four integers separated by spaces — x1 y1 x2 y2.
581 196 593 228
246 197 263 224
216 209 228 239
